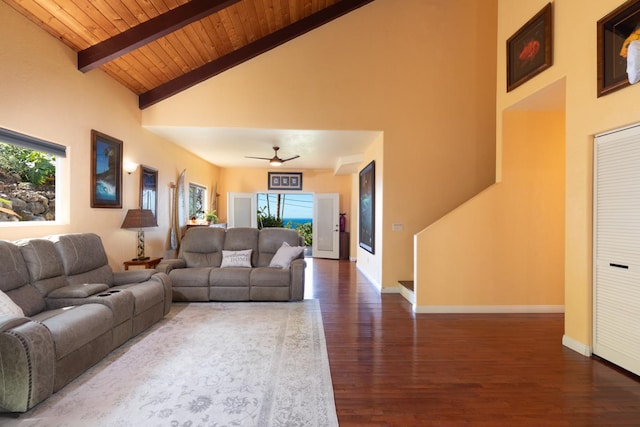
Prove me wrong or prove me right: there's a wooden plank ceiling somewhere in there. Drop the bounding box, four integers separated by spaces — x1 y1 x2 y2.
4 0 373 108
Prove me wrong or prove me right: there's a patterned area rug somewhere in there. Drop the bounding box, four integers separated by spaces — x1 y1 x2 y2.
5 300 338 427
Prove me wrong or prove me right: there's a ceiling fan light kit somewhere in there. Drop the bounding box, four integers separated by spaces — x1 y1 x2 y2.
246 146 300 167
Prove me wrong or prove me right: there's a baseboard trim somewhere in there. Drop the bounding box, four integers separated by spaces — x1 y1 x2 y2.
562 335 592 357
355 264 380 290
380 286 400 294
413 305 565 314
399 286 415 304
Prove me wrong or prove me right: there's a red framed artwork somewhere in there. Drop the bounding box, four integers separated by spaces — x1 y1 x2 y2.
506 3 553 92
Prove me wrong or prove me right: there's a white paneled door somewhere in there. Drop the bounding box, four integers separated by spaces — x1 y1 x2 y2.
227 193 257 228
312 193 339 259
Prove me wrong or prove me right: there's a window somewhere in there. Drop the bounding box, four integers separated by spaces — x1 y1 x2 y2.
188 183 207 220
0 128 65 222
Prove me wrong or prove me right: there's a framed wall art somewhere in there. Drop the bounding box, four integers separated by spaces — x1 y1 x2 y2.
90 129 122 208
597 0 640 97
359 161 375 254
507 3 553 92
140 165 158 219
268 172 303 191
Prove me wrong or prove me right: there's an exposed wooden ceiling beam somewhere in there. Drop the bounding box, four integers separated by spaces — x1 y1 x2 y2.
139 0 375 109
78 0 241 72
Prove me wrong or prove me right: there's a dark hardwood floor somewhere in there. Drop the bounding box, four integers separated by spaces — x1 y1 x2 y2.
305 258 640 426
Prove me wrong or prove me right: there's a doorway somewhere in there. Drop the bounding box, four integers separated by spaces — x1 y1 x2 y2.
228 192 339 259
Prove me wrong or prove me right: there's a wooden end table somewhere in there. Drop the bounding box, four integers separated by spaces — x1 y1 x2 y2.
123 257 163 270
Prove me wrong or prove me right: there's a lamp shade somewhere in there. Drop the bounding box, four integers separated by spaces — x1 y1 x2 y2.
121 209 157 229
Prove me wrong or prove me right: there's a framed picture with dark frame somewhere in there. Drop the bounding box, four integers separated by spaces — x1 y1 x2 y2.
268 172 303 190
140 165 158 219
507 3 553 92
597 0 640 97
90 129 122 208
359 161 375 254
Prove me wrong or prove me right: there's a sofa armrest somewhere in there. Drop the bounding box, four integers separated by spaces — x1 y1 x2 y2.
155 258 186 274
150 272 173 315
289 258 306 301
47 283 109 298
112 270 154 285
0 315 30 332
0 318 55 412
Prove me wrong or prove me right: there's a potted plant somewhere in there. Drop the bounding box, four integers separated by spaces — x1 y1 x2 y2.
205 210 218 224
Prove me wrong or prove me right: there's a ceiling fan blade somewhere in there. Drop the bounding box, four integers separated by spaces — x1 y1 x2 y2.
245 156 272 160
281 155 300 163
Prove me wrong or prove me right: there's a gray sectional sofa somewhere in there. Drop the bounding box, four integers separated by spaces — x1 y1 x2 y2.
0 233 172 413
157 227 306 302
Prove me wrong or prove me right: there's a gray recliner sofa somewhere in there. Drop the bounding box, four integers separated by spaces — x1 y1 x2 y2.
0 233 172 413
157 227 306 302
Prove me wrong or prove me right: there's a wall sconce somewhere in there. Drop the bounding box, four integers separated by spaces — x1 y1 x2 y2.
123 161 138 174
121 209 157 260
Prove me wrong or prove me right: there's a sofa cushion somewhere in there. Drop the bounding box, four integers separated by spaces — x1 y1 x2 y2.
250 267 292 287
111 281 164 316
0 240 31 292
224 228 259 266
169 267 211 287
64 265 114 288
210 268 251 287
0 289 24 316
0 240 46 316
18 238 68 296
51 233 109 277
6 285 46 317
220 249 252 268
31 304 112 360
18 238 64 282
180 228 226 268
257 228 304 267
269 242 305 269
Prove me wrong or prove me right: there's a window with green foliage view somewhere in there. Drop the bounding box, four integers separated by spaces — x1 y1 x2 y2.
0 142 56 222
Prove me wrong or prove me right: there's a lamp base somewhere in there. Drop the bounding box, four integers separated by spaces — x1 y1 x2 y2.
132 256 150 261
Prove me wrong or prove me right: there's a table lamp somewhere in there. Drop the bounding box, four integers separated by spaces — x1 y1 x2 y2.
121 209 157 261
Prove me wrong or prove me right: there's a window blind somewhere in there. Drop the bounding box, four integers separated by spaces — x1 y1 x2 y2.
0 127 66 157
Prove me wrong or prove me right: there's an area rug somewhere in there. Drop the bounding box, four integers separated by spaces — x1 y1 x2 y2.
4 300 338 427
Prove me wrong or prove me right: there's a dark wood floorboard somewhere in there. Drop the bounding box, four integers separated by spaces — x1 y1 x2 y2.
305 258 640 427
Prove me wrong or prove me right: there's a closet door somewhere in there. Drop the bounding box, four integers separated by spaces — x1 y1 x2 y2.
593 125 640 376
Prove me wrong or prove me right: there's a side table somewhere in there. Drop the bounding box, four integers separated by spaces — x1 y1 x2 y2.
123 257 163 270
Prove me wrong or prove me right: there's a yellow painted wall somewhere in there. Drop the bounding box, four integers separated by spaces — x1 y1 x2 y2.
415 109 565 309
143 0 498 289
0 2 219 269
495 0 640 349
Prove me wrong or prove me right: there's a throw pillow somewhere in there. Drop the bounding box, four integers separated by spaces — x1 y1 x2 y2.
0 289 24 317
220 249 252 268
269 242 305 269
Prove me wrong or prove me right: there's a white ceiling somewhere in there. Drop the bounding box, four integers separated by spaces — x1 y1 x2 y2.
146 126 381 174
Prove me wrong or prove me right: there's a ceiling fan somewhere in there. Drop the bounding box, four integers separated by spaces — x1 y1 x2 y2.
245 146 300 167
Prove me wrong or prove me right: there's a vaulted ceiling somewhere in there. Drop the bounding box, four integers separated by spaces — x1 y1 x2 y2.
4 0 373 109
4 0 378 171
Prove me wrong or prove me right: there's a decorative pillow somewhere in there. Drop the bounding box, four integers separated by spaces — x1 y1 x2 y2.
269 242 305 269
0 290 24 317
220 249 252 268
